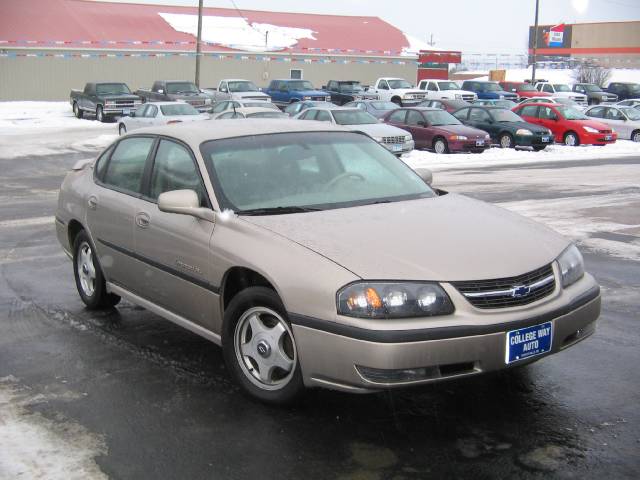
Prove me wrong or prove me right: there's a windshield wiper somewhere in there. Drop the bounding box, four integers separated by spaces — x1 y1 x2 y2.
237 206 322 216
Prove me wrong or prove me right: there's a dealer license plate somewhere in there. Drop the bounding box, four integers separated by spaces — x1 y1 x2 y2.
605 135 612 141
506 321 552 364
541 136 550 143
122 108 131 115
391 144 403 152
475 140 484 146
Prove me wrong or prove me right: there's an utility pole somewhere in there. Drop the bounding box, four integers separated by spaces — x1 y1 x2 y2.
531 0 540 83
195 0 204 88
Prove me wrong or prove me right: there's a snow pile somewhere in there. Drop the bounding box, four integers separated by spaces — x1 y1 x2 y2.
403 141 640 172
159 13 316 52
401 33 437 56
463 67 640 85
0 102 113 131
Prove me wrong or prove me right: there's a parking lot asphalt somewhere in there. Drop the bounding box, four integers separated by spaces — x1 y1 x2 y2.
0 140 639 479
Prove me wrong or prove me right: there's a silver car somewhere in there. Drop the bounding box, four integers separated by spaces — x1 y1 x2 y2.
296 106 414 155
584 104 640 142
56 120 600 404
211 99 280 116
212 107 288 120
118 102 209 135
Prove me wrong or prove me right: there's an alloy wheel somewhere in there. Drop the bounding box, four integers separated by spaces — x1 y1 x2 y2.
565 133 577 146
434 139 447 154
633 132 640 142
76 241 96 297
500 134 512 148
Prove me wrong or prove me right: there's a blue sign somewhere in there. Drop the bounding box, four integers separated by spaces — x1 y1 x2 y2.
506 321 552 364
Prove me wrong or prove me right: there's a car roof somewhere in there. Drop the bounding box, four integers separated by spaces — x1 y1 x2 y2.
400 107 441 111
230 107 283 114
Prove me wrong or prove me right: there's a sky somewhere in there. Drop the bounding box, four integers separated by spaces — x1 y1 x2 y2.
103 0 640 54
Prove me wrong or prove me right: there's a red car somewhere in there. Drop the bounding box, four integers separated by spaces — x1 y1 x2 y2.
501 81 551 101
513 102 617 146
384 107 490 153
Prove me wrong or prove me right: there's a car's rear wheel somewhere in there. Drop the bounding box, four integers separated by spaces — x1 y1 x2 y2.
119 123 126 136
73 231 120 309
433 137 449 154
499 133 514 148
73 102 83 119
631 130 640 142
564 131 579 146
223 287 304 405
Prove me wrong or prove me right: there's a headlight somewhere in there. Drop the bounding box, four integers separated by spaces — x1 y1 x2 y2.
546 129 553 135
455 94 463 100
302 96 312 100
450 135 468 140
557 244 584 288
337 282 454 319
325 96 331 102
372 136 383 143
404 135 412 142
583 126 598 133
403 94 413 99
499 94 504 99
485 134 491 140
204 98 212 105
516 129 533 136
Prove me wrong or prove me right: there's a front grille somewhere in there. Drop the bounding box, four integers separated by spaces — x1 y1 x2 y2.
245 96 268 100
113 100 137 108
381 135 406 144
312 96 326 101
453 264 555 309
462 94 476 102
599 129 612 134
186 100 205 107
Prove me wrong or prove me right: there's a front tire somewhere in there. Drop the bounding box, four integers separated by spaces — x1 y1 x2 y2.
118 123 126 136
433 137 449 154
564 131 579 146
73 102 83 119
222 287 304 405
72 231 120 309
96 105 105 123
632 130 640 142
391 97 402 106
499 133 514 148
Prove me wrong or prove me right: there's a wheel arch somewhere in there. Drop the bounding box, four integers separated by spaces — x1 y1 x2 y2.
67 219 85 251
630 129 640 141
221 266 279 313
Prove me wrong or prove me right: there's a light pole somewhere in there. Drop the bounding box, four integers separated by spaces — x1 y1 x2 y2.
531 0 540 83
195 0 204 88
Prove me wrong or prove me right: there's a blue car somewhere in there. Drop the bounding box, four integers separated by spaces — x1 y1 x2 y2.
461 80 518 101
263 79 331 108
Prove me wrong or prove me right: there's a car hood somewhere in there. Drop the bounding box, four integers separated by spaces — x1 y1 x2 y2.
346 123 408 137
102 94 141 100
293 90 329 96
169 93 209 100
241 194 569 281
393 89 425 96
235 92 270 99
569 118 611 130
431 124 488 137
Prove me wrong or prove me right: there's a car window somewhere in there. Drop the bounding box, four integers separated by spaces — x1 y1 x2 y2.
452 108 469 121
103 137 154 194
519 105 539 117
144 105 158 118
377 80 389 90
134 105 148 117
469 108 491 122
427 82 437 92
406 110 423 126
315 110 332 122
300 110 317 120
605 108 623 120
218 112 239 119
149 140 205 204
587 106 606 118
543 85 554 94
94 144 115 181
387 110 406 123
539 107 557 120
213 102 228 114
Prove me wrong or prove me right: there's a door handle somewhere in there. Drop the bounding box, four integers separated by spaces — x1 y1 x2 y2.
135 212 150 228
87 196 98 210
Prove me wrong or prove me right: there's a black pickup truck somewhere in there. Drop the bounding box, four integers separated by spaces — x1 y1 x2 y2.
135 80 212 112
323 80 379 105
70 82 142 122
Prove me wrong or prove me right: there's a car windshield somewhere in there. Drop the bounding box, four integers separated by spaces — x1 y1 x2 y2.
557 105 588 120
495 100 517 108
228 81 259 92
629 84 640 93
582 84 602 92
160 104 199 116
423 110 461 126
243 102 279 110
338 82 364 92
200 132 435 213
388 79 413 89
553 84 571 92
492 109 524 122
480 83 502 92
247 111 287 118
96 83 131 95
287 81 315 91
332 110 378 125
371 101 399 110
621 107 640 120
518 84 537 92
166 82 200 94
438 81 460 91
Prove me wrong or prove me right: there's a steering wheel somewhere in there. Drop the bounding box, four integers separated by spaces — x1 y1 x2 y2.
323 172 366 191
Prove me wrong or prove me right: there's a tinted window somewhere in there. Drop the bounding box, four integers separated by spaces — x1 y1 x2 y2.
103 137 154 194
427 82 437 91
587 106 606 118
160 104 199 116
315 110 332 122
453 108 469 120
406 110 423 126
539 107 557 120
519 105 539 117
543 85 554 94
150 140 205 203
605 108 623 120
469 108 491 122
388 110 406 123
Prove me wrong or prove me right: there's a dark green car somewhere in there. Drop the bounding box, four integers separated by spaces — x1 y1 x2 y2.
452 106 553 150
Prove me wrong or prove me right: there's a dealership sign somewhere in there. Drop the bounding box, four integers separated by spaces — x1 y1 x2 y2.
544 24 565 47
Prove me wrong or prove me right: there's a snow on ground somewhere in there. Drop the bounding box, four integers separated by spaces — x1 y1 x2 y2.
0 376 107 480
461 67 640 84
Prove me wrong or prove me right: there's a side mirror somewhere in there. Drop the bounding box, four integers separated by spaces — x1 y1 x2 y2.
414 167 433 185
157 89 164 94
417 120 427 127
158 190 215 223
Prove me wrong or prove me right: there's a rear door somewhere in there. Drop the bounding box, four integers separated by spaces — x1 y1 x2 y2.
385 109 407 128
516 104 539 124
537 106 562 140
604 107 631 138
405 110 429 148
88 136 156 288
133 138 218 330
466 108 496 138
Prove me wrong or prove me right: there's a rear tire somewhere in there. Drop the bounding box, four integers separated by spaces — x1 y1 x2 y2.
563 131 579 146
499 133 514 149
118 123 126 136
632 130 640 142
222 286 304 405
433 137 449 154
391 97 402 106
72 230 120 310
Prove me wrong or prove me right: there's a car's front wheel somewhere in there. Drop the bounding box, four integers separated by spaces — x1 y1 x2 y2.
118 123 126 136
564 131 579 146
433 137 449 154
73 231 120 309
631 130 640 142
499 133 514 148
96 105 105 123
222 287 304 405
73 102 83 119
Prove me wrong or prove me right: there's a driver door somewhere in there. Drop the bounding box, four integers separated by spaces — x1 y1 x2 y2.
405 110 430 149
604 107 631 138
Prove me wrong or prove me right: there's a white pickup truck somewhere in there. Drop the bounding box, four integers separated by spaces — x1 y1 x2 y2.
534 82 587 106
202 79 271 103
366 77 427 106
417 79 477 102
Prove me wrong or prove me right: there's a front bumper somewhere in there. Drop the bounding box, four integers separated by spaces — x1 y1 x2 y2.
514 133 554 147
581 131 617 145
103 105 141 116
291 274 600 393
449 139 490 152
381 139 415 154
400 99 426 106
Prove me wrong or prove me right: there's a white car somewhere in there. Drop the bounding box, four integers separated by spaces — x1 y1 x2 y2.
521 96 586 111
213 107 288 120
534 83 587 106
616 99 640 109
417 79 477 102
118 102 209 135
202 79 271 102
584 104 640 142
211 99 281 116
367 77 426 106
295 106 414 155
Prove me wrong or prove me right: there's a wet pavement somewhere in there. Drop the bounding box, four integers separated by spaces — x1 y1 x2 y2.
1 145 639 479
